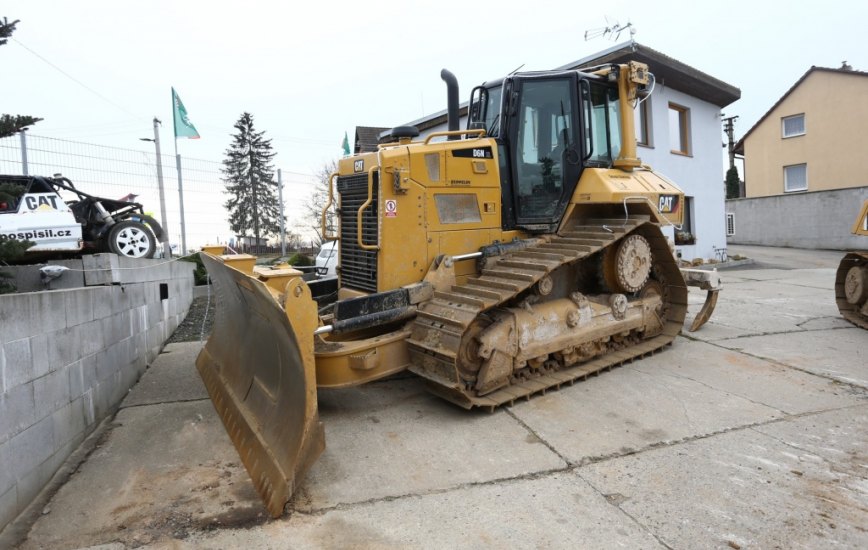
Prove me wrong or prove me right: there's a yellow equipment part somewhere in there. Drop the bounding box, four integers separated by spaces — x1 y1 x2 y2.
195 60 721 517
835 199 868 329
195 252 324 517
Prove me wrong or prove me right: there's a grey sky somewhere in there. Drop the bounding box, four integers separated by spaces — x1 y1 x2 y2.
3 0 866 240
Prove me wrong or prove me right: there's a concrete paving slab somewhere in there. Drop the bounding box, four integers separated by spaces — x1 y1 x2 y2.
295 376 567 511
683 268 842 341
727 245 843 270
577 406 868 549
20 401 263 550
716 328 868 389
185 472 665 549
508 353 783 465
10 245 867 549
648 339 868 415
719 268 803 281
688 297 841 341
121 342 208 407
774 267 840 290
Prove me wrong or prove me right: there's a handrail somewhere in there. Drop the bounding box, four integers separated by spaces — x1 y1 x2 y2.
423 128 486 145
357 167 380 251
321 171 339 241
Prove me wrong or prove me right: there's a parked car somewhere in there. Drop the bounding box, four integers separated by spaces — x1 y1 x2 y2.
315 240 337 277
0 174 163 259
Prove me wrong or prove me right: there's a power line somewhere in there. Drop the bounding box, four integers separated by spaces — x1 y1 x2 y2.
11 37 147 122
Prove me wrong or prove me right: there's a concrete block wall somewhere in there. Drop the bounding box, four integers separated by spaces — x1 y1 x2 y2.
726 187 868 250
0 255 194 531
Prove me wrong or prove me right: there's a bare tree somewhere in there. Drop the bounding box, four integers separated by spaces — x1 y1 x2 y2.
300 160 338 246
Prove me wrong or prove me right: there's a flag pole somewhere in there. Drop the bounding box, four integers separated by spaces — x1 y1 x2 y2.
172 89 188 256
172 87 199 256
174 134 187 256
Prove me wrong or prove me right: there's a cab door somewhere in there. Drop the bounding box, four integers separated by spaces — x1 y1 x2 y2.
505 75 583 230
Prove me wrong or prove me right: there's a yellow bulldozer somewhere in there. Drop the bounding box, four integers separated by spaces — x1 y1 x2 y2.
835 199 868 328
196 61 721 517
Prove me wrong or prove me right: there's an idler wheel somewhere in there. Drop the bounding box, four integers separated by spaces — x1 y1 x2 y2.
603 234 652 293
844 265 868 305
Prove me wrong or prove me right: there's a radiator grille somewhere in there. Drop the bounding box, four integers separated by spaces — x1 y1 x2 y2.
338 173 379 292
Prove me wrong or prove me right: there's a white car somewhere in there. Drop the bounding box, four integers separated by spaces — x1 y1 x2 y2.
0 174 162 259
315 240 337 277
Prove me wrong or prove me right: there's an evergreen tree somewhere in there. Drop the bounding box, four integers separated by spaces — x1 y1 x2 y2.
221 113 282 246
1 17 42 138
725 166 741 199
0 17 19 46
0 182 34 293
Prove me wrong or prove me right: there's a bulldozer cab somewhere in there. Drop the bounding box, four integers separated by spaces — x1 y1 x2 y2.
469 70 627 232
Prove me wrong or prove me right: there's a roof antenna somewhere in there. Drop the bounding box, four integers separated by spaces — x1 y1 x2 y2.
584 18 636 42
508 63 525 75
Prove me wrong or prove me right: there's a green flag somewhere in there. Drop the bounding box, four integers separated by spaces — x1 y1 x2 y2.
172 87 200 139
341 131 350 156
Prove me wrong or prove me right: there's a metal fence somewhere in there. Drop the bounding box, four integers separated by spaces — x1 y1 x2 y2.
0 132 319 254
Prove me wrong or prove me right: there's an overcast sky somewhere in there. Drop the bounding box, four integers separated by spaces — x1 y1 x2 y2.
3 0 866 242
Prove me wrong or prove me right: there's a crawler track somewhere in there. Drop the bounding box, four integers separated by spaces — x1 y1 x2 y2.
835 251 868 330
406 216 688 409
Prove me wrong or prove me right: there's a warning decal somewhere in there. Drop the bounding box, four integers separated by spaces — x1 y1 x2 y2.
385 199 397 218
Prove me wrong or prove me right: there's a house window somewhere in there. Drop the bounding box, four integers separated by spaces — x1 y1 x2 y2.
784 163 807 192
675 196 695 245
726 213 735 236
782 114 805 138
634 99 651 147
668 103 690 155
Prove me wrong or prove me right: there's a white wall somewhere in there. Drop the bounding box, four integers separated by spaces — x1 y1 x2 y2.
637 87 728 262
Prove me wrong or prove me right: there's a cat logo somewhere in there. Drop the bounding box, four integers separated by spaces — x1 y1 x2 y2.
354 159 364 173
658 194 679 214
24 194 61 211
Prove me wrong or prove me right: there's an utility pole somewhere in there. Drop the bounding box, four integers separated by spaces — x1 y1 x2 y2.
277 169 286 257
722 115 739 170
19 129 28 175
141 118 171 255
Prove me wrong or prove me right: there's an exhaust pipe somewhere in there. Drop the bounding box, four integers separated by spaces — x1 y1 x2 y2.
440 69 459 140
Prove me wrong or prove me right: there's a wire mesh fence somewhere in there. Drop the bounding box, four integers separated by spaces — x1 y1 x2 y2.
0 133 320 253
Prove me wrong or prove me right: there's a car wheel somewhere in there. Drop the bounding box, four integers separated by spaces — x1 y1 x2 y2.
107 220 157 259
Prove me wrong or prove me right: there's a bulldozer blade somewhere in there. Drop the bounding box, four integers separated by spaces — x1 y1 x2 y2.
196 252 324 518
680 268 722 332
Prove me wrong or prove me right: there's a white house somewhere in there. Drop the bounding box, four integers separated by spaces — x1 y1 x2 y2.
399 41 740 262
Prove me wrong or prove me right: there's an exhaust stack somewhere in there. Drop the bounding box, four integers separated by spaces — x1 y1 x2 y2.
440 69 459 140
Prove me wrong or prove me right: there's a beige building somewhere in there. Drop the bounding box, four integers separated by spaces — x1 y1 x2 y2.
735 66 868 198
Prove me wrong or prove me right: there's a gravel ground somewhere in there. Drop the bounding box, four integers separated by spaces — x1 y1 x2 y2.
167 295 216 343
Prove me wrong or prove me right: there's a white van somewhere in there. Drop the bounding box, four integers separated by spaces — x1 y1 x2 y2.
315 240 337 278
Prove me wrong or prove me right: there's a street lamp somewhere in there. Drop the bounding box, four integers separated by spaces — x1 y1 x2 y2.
140 118 171 256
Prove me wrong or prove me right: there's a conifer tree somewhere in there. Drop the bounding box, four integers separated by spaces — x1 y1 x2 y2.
0 17 42 138
221 113 282 246
725 166 741 199
0 182 34 292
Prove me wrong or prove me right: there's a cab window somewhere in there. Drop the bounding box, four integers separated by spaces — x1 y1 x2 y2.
514 79 574 221
583 82 621 166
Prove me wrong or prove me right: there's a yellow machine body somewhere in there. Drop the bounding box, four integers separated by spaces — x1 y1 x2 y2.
197 62 710 517
835 199 868 328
